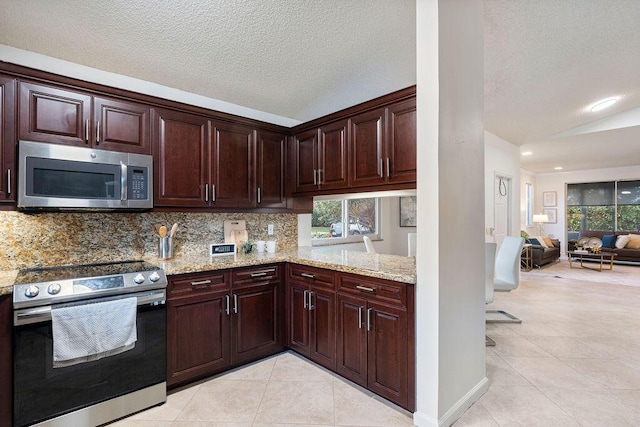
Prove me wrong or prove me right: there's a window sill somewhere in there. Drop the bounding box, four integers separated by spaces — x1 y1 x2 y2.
312 235 383 247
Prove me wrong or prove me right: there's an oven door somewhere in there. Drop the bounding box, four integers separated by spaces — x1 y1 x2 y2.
13 292 166 427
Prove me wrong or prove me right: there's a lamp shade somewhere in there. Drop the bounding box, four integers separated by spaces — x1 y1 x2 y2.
533 214 549 223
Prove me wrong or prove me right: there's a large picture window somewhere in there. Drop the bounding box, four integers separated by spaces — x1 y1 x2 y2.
567 180 640 232
312 197 379 244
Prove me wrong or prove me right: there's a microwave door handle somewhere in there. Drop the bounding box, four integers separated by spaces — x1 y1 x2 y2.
120 163 128 201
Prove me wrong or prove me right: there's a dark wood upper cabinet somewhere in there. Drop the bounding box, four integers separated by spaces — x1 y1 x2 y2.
93 97 151 154
153 108 210 207
0 76 16 202
211 122 255 208
293 129 319 193
18 82 151 154
349 109 385 188
19 82 91 147
318 120 349 190
257 130 287 208
386 98 416 184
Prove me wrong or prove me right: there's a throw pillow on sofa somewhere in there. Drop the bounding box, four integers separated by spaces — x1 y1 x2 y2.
602 234 617 248
528 238 542 246
531 236 548 248
542 236 554 247
616 235 631 249
626 234 640 249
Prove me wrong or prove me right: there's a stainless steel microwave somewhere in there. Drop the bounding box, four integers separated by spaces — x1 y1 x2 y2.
18 140 153 210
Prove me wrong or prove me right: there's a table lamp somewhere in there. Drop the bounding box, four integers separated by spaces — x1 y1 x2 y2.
533 214 549 236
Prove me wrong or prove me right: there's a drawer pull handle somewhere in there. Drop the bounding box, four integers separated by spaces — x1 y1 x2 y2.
301 273 315 279
190 280 212 286
250 272 267 278
356 285 375 293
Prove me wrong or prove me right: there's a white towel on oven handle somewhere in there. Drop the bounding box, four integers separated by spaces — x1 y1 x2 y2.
51 296 137 368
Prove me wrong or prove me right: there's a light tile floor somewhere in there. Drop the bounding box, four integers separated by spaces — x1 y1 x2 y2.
456 264 640 426
111 263 640 426
110 351 414 427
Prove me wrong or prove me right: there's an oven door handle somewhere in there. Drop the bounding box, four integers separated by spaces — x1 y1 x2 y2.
14 289 166 326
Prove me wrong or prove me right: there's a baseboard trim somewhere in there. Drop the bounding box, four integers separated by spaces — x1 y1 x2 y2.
412 376 489 427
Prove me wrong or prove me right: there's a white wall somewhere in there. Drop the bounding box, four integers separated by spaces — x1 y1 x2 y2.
414 1 486 426
484 131 522 242
535 165 640 253
520 168 537 236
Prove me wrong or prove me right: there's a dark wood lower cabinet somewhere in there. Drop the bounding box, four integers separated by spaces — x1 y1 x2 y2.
167 265 284 388
336 293 368 386
0 295 12 425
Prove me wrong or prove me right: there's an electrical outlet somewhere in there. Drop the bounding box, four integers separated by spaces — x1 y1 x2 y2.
267 224 274 235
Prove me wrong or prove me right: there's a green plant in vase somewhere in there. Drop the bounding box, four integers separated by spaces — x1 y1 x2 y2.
240 241 253 254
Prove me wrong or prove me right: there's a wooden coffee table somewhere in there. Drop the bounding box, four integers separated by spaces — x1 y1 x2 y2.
568 251 616 271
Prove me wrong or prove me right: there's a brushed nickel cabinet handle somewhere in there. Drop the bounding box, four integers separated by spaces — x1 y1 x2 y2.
300 273 315 279
212 184 216 202
367 308 373 331
225 295 230 315
257 187 261 204
318 169 322 185
303 290 308 309
6 170 10 195
386 158 391 178
308 292 314 310
205 183 209 202
358 306 363 329
250 272 267 278
85 119 89 143
313 169 317 185
190 280 212 286
233 294 238 314
356 285 375 293
96 121 101 144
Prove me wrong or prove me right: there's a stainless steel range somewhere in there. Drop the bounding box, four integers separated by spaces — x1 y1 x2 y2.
12 260 168 427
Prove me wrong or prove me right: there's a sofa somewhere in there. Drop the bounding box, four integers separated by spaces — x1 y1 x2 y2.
523 235 561 267
568 230 640 263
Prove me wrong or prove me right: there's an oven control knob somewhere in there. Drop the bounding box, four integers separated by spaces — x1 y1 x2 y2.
149 271 160 282
24 285 39 298
48 283 62 295
133 273 145 284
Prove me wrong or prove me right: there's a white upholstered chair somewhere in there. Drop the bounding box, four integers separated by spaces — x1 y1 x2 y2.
407 232 417 257
363 235 376 253
485 242 497 346
487 236 525 324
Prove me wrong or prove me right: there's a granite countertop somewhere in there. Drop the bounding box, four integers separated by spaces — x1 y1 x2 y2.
0 248 416 296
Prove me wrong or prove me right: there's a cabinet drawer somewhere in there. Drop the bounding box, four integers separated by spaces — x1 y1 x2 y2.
338 273 406 306
232 264 281 287
169 271 230 297
289 264 335 289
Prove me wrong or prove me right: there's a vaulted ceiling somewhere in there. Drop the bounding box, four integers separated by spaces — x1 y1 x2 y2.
0 1 638 174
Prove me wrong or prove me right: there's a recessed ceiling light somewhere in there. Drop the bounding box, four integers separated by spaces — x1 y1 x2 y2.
621 191 632 195
521 151 532 156
589 97 619 112
554 166 563 170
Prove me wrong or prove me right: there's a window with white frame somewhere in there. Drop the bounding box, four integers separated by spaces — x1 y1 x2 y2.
311 197 380 244
525 183 533 226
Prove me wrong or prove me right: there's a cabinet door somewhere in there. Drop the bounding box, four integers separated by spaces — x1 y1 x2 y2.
287 281 310 355
0 296 11 423
386 99 416 184
231 282 282 364
153 109 210 207
349 108 385 188
19 82 91 147
0 76 16 202
318 120 348 190
94 96 151 154
335 293 368 387
212 122 255 208
309 286 336 370
167 291 230 387
256 130 286 208
293 129 319 193
366 301 409 408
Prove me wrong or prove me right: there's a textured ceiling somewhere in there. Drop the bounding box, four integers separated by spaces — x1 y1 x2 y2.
0 0 416 123
484 0 640 172
1 1 638 173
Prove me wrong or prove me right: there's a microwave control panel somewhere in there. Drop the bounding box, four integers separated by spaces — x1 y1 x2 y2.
128 167 149 200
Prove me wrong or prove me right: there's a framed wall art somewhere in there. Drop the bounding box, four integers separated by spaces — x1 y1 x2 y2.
399 196 417 227
543 208 557 223
543 191 557 207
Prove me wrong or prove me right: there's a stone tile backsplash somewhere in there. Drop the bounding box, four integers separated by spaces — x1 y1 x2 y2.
0 211 297 270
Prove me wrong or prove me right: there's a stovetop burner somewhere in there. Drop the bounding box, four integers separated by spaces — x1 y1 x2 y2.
13 260 167 309
14 260 159 285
